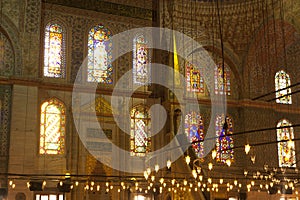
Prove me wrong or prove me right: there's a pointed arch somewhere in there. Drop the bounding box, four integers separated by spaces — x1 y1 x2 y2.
277 119 295 167
215 114 234 163
44 23 66 78
87 24 112 83
130 105 151 156
133 34 151 84
275 70 292 104
40 98 66 155
184 111 204 158
214 63 230 95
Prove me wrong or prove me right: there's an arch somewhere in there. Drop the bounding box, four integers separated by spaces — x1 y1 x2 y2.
130 105 151 156
87 23 113 83
277 119 296 167
215 114 234 163
0 30 14 76
39 98 66 155
275 70 292 104
0 14 21 75
43 22 66 78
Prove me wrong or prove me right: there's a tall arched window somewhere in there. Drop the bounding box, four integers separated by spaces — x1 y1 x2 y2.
215 114 234 163
186 62 204 93
87 24 112 83
40 98 66 155
185 111 204 159
133 34 151 84
214 63 230 95
44 23 66 78
130 105 151 156
277 119 295 167
275 70 291 104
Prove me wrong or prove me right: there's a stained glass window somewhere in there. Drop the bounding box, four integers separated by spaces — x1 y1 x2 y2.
185 111 204 159
277 119 295 167
215 114 234 163
133 34 151 84
40 98 65 155
87 24 112 83
44 23 65 78
186 62 204 93
214 63 230 95
275 70 291 104
130 105 151 156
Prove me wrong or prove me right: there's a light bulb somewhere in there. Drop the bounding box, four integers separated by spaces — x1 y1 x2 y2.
234 180 237 186
226 159 231 167
212 150 217 159
147 167 151 175
183 179 187 186
159 178 164 184
171 179 176 185
155 164 159 172
148 176 154 182
208 163 213 170
245 144 251 154
167 160 172 169
192 170 197 179
208 178 212 184
185 155 191 165
219 179 223 184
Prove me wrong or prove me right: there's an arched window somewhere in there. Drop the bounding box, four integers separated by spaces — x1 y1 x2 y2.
185 111 204 159
275 70 291 104
133 34 151 84
44 23 66 78
40 98 66 155
130 105 151 156
214 63 230 95
87 24 112 83
186 62 204 93
215 114 234 163
277 119 295 167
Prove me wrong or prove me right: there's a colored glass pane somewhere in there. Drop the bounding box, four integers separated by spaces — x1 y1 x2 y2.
277 119 295 167
275 70 292 104
130 106 151 156
133 34 151 84
214 63 230 95
186 62 204 93
87 24 112 83
215 114 234 163
40 98 65 155
44 23 65 78
185 111 204 158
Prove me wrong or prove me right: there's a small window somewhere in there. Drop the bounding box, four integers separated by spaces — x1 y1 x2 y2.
214 63 230 95
35 194 64 200
277 119 295 167
215 114 234 163
186 62 204 93
133 34 151 84
44 23 66 78
185 111 204 158
87 24 112 83
40 98 66 155
275 70 291 104
130 105 151 156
